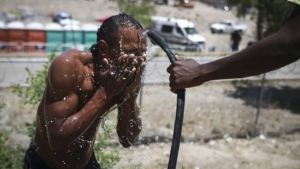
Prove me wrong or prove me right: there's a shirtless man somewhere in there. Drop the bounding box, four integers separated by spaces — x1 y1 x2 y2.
24 13 147 169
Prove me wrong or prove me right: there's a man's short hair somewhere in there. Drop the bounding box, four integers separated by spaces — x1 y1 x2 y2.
90 13 143 55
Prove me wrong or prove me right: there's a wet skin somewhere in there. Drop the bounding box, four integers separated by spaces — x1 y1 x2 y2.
32 27 147 169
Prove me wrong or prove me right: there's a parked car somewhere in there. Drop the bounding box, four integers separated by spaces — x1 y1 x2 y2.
17 6 34 20
149 16 206 52
154 0 167 5
174 0 195 8
0 12 18 23
52 12 80 26
209 19 247 34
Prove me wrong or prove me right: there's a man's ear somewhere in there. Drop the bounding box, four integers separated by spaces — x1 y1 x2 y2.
98 40 108 57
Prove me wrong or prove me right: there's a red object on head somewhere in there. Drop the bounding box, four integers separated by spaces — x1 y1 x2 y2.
95 16 111 23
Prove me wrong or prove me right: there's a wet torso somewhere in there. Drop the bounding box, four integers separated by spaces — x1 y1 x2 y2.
32 50 116 169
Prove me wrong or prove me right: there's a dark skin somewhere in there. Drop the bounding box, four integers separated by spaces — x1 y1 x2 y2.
167 13 300 93
32 26 147 169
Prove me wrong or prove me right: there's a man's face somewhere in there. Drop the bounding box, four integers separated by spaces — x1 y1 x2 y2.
107 26 148 63
106 26 148 87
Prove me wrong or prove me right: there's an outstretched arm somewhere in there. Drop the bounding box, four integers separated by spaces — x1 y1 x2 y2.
167 6 300 93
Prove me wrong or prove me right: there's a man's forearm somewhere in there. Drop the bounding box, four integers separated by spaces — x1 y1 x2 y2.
200 24 300 83
117 98 142 147
47 88 110 149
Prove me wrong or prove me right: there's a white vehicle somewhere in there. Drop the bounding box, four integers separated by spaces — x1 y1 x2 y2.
149 16 206 52
52 12 80 26
210 19 247 34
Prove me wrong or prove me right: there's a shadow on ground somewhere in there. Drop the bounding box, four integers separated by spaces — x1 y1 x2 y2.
224 80 300 115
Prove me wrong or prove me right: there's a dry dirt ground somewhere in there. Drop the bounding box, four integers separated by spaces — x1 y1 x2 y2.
108 80 300 169
1 0 300 169
1 80 300 169
112 134 300 169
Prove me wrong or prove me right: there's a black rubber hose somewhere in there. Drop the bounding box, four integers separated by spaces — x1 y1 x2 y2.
146 30 186 169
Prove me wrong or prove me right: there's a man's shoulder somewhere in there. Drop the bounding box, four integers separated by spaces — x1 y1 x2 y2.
48 49 93 80
47 50 85 89
52 49 92 67
55 49 85 61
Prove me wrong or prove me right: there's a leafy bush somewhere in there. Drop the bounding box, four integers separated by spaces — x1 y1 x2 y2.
0 129 24 169
0 101 5 111
0 101 24 169
12 50 56 106
94 131 121 169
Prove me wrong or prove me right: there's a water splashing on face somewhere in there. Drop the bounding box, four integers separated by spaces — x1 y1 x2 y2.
119 35 123 54
140 30 154 62
145 36 153 62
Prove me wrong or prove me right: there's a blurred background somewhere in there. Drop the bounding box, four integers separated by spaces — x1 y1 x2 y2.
0 0 300 168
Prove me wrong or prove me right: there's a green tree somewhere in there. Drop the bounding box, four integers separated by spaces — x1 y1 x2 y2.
116 0 156 28
227 0 294 40
11 50 120 168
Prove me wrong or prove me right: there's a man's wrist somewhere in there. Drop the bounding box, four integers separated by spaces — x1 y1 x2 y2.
95 86 112 103
118 93 136 105
197 62 216 83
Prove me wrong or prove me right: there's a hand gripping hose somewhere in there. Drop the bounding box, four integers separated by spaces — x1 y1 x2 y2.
145 30 186 169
